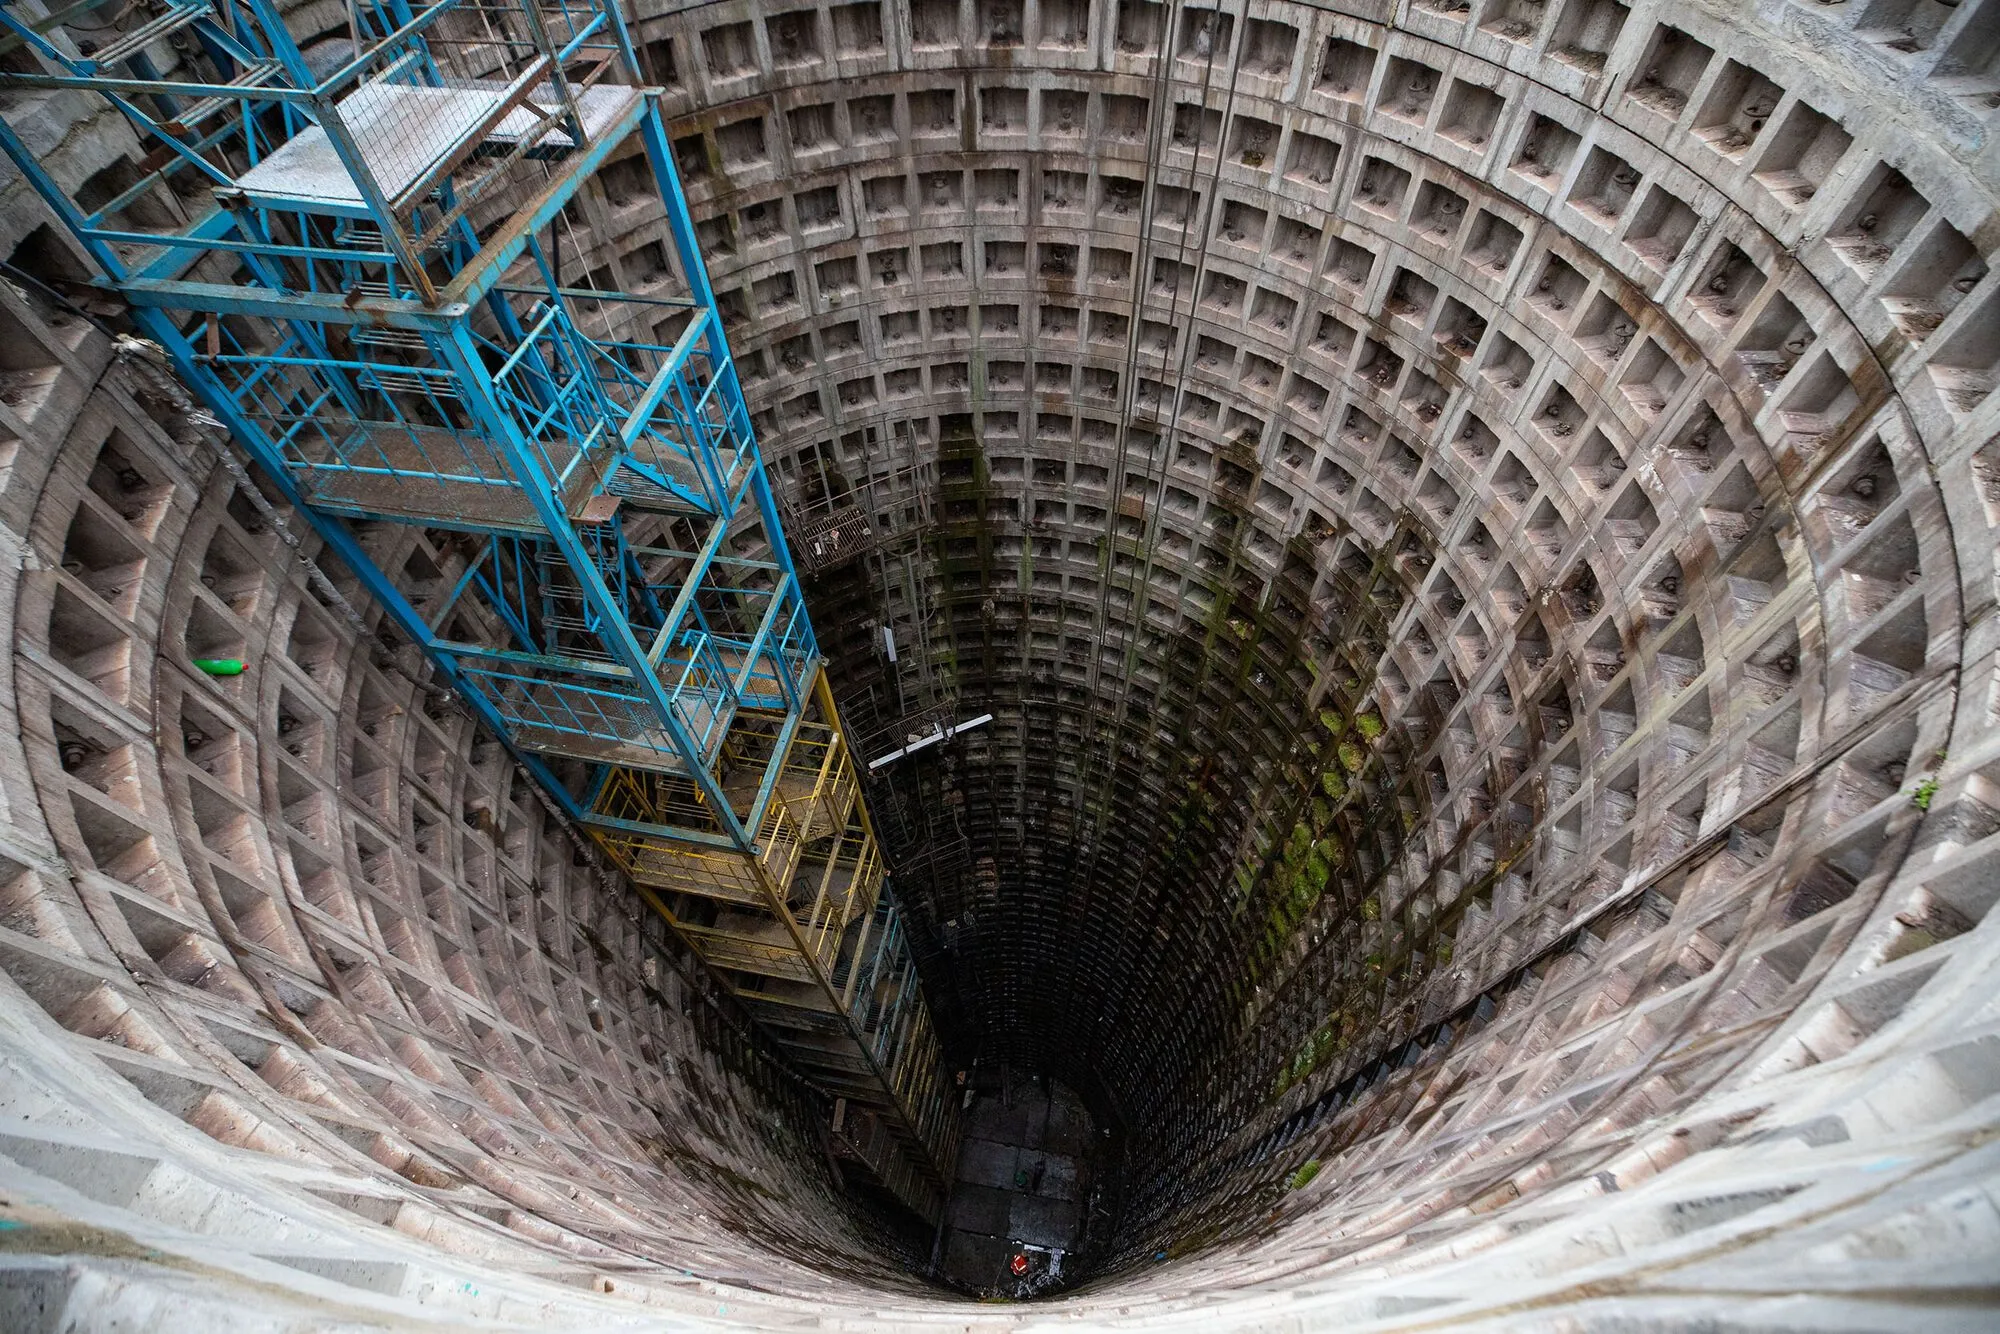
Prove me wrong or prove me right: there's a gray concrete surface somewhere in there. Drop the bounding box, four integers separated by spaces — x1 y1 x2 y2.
0 0 1996 1326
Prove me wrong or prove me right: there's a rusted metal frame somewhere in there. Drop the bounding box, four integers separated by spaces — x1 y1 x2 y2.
434 325 754 842
0 73 242 196
410 89 588 250
0 0 134 59
504 0 586 147
494 282 697 311
610 761 953 1188
838 905 883 1012
118 275 462 327
552 8 610 63
730 571 799 701
799 828 855 962
306 0 470 99
619 305 714 449
435 90 644 309
639 515 732 668
387 54 551 215
585 808 738 852
304 98 439 303
741 662 822 834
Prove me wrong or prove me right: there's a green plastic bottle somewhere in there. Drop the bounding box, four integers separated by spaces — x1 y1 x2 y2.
192 658 246 676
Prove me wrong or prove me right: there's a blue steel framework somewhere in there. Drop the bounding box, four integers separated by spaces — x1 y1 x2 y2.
0 0 956 1222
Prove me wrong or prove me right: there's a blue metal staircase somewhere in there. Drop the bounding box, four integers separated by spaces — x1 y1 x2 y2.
0 0 957 1224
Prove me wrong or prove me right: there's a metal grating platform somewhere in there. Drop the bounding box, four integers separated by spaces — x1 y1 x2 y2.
234 81 640 215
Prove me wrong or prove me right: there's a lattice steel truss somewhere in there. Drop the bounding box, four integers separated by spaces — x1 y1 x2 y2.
0 0 957 1223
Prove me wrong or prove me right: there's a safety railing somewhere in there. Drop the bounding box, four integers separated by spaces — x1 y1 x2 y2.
593 712 873 893
0 0 638 304
660 629 737 761
201 331 570 525
603 313 756 512
459 661 677 763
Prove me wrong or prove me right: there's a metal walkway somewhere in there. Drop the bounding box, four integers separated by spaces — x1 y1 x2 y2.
0 0 958 1224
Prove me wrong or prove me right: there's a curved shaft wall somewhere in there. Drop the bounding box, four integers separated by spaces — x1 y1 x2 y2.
0 0 1995 1326
635 0 2000 1274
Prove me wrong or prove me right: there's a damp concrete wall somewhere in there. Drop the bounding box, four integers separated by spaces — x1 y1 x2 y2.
1 0 1998 1327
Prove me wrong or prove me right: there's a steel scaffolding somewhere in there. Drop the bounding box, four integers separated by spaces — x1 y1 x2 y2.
0 0 957 1222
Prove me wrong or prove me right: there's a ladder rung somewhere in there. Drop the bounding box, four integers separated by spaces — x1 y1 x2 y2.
89 1 211 67
367 370 454 395
349 326 426 344
170 60 285 131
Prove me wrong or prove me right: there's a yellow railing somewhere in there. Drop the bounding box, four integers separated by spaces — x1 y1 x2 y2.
581 673 955 1216
592 695 884 943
